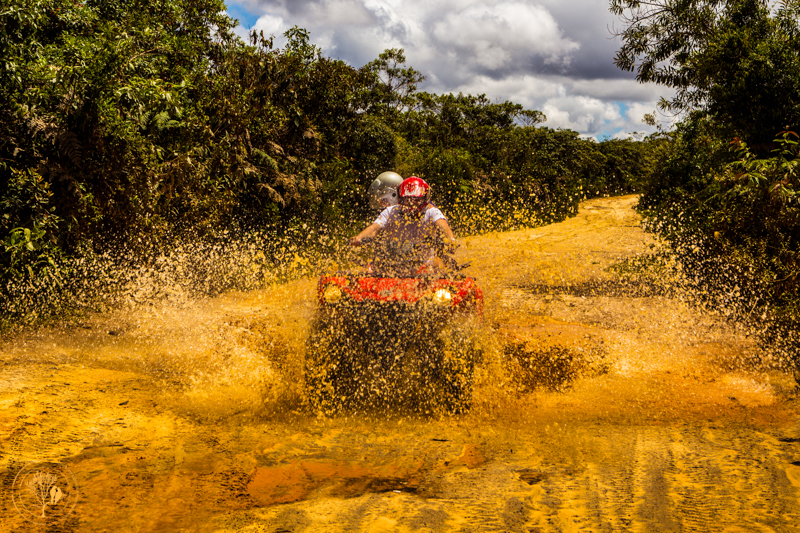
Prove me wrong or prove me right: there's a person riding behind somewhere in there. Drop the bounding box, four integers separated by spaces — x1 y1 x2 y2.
350 176 456 276
367 171 404 210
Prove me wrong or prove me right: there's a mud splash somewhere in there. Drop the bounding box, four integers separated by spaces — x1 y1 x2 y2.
2 195 800 532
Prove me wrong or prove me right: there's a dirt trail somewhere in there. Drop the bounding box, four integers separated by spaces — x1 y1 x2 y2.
2 195 800 532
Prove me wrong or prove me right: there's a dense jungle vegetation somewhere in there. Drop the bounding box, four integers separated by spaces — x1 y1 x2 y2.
5 0 797 364
0 0 666 328
612 0 800 363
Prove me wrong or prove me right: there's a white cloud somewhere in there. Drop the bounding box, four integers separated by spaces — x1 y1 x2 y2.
229 0 671 138
308 0 377 26
431 2 579 69
626 102 657 124
569 78 667 102
543 95 621 134
254 13 286 36
230 11 286 44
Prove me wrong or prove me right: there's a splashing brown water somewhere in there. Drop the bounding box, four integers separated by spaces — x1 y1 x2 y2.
2 195 799 532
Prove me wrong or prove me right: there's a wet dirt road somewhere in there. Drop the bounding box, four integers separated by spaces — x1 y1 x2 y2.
2 195 800 532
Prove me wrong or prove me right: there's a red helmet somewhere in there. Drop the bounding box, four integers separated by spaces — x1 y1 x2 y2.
398 177 430 214
399 177 430 200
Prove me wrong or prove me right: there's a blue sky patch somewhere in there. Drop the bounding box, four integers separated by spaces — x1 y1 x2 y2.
227 2 259 29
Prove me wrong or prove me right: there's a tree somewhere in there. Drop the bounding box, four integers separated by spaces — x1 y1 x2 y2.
361 48 426 116
612 0 800 363
519 109 546 128
611 0 800 146
0 0 238 250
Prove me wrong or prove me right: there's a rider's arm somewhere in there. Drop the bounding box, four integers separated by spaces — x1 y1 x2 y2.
349 223 382 246
434 218 456 242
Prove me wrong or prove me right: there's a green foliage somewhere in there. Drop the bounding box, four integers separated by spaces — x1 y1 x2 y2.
634 114 799 364
611 0 800 147
1 7 661 329
0 167 64 278
593 135 670 195
612 0 800 361
361 48 426 118
711 132 800 306
721 131 800 207
392 92 656 231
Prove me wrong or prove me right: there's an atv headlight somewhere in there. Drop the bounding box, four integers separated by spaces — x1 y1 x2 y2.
432 288 453 306
323 284 344 305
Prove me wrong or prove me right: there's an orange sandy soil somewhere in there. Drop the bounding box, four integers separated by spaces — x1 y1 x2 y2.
2 195 800 532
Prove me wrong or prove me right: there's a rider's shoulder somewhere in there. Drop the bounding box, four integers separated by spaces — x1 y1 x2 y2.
375 205 397 225
425 205 446 220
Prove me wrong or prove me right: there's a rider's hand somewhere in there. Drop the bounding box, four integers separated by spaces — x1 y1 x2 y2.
349 236 362 247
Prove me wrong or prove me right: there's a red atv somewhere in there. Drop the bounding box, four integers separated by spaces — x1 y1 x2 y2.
305 237 484 415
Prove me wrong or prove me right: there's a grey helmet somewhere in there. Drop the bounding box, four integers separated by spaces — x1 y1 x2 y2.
367 171 403 209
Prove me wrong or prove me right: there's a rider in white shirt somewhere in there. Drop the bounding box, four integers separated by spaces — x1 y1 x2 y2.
350 176 456 276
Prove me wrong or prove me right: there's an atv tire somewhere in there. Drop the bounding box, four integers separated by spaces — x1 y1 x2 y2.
305 315 355 415
433 324 478 414
305 310 480 416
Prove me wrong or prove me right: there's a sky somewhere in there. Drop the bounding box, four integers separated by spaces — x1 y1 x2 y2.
225 0 672 140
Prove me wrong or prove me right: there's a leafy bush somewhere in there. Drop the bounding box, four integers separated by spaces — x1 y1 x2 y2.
612 0 800 363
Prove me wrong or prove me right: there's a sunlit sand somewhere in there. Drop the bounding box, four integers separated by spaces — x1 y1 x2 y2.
2 195 798 531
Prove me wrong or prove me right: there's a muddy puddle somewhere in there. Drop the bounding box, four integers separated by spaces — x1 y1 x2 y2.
3 195 800 532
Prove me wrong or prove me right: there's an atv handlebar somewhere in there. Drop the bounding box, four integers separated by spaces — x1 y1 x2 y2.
349 234 470 272
349 235 375 247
